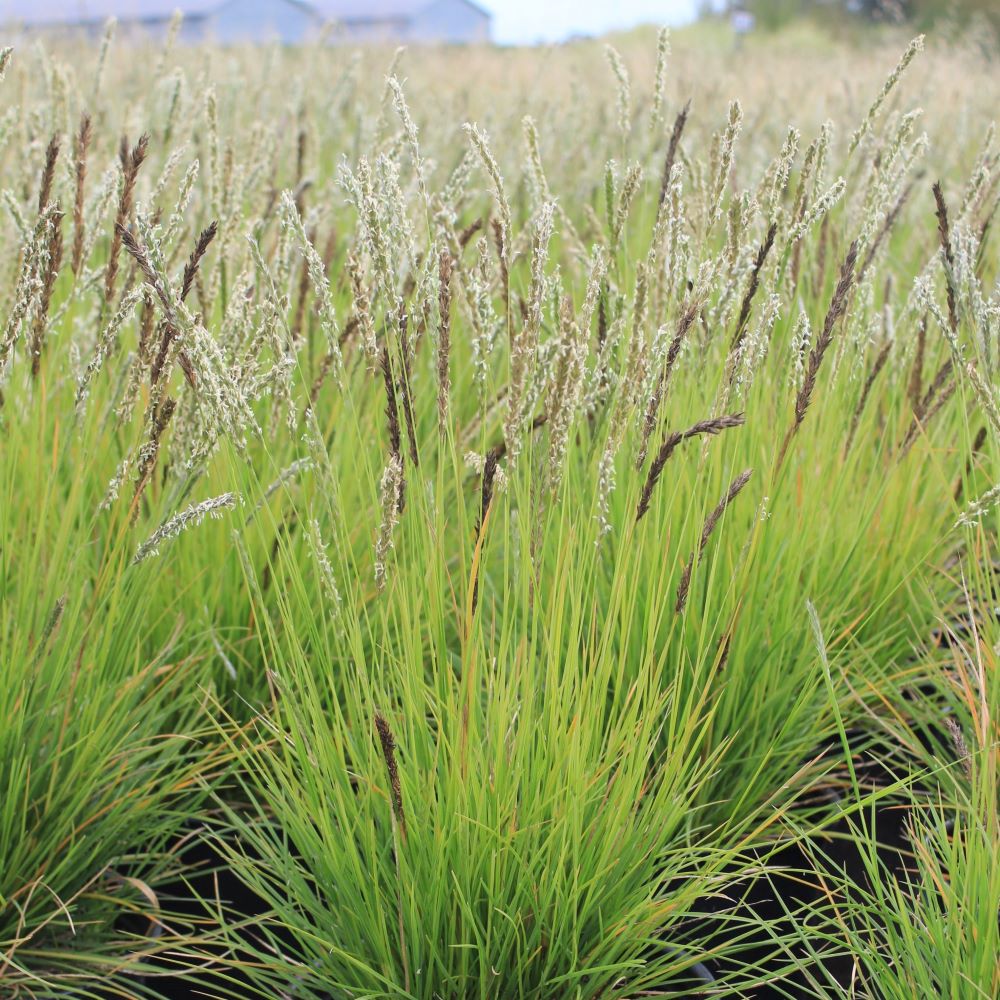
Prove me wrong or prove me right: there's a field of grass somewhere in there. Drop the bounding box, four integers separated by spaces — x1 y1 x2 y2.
0 17 998 999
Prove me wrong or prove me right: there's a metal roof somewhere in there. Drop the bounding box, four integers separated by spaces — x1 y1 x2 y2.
0 0 491 27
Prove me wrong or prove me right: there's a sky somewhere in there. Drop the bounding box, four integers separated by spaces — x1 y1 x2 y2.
486 1 702 45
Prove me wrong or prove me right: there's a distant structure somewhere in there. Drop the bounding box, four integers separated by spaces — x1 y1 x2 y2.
0 0 493 44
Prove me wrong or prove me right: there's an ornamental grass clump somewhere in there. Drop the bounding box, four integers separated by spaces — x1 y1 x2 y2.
0 20 997 999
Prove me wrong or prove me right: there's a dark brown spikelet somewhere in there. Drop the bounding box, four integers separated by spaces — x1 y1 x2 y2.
131 396 176 519
35 595 67 657
105 132 150 305
657 99 690 213
374 712 406 840
675 468 753 614
844 338 893 457
945 717 973 779
37 133 61 214
954 425 988 502
380 347 402 461
479 448 499 536
932 181 960 333
908 314 927 412
397 309 419 466
458 217 484 249
295 127 307 187
71 113 92 277
901 357 954 456
116 223 163 306
380 347 405 512
150 327 176 386
471 446 500 616
900 377 956 458
637 300 700 467
636 413 745 523
30 209 64 378
730 222 777 355
798 240 860 426
491 216 509 299
180 221 218 303
437 249 453 434
777 241 859 471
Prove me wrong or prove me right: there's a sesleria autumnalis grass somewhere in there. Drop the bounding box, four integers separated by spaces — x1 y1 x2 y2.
0 15 997 998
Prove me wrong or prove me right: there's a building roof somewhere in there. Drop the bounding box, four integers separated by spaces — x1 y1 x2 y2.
314 0 489 19
0 0 492 27
0 2 213 25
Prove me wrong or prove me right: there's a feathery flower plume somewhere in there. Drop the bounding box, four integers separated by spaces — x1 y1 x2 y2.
605 44 631 141
849 36 924 154
522 115 550 204
504 202 554 464
545 304 587 493
611 163 643 251
649 28 670 135
76 287 144 413
709 101 743 231
387 75 429 212
280 191 343 382
306 517 342 610
92 19 116 99
788 177 846 244
437 248 453 434
374 455 404 591
132 493 237 564
349 256 378 362
0 205 60 381
464 123 511 282
963 362 1000 439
